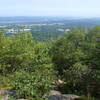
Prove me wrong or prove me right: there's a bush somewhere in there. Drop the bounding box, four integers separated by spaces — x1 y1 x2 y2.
10 69 53 99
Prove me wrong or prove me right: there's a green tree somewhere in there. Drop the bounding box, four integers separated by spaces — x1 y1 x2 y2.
50 28 100 98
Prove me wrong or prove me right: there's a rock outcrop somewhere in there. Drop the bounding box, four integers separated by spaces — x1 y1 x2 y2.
0 90 80 100
47 94 80 100
45 90 80 100
0 90 8 100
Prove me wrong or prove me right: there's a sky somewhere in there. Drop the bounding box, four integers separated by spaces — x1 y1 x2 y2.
0 0 100 18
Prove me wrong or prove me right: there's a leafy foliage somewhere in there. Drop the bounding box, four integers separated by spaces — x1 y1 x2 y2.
50 28 100 97
0 26 100 99
0 31 54 99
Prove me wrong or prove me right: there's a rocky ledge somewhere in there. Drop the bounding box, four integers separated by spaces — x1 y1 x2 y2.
46 90 81 100
0 90 81 100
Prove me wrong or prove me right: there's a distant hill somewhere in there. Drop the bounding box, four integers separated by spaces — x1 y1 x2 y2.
1 16 100 42
1 17 100 28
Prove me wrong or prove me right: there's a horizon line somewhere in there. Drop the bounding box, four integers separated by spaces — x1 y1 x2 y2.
0 16 100 19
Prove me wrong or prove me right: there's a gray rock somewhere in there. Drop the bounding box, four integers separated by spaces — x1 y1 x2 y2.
1 95 9 100
49 90 61 95
0 90 80 100
47 95 63 100
47 94 80 100
0 90 17 100
63 94 80 99
0 90 8 100
0 90 7 96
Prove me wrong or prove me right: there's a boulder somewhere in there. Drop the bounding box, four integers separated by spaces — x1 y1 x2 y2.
49 90 61 95
0 90 8 100
47 94 80 100
0 90 7 96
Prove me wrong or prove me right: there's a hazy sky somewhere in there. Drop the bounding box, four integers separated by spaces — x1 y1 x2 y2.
0 0 100 17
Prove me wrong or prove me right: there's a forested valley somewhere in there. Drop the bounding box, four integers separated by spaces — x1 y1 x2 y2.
0 26 100 100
